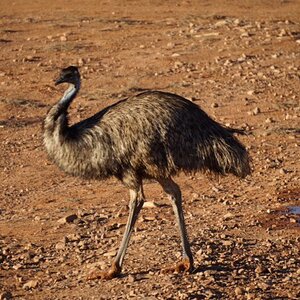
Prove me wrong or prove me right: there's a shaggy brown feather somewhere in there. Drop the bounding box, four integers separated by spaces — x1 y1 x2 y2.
44 89 250 182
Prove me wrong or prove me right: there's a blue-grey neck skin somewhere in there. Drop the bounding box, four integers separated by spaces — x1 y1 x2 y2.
43 79 81 138
58 80 80 110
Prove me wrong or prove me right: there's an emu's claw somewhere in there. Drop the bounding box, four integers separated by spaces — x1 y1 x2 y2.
87 262 121 280
162 257 194 274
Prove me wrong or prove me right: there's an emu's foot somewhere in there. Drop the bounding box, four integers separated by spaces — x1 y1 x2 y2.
162 257 194 274
87 262 121 280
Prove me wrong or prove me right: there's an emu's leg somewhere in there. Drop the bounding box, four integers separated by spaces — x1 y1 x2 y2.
158 177 194 273
88 185 144 280
114 188 144 268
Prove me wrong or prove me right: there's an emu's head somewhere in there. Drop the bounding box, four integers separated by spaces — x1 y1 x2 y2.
55 66 80 86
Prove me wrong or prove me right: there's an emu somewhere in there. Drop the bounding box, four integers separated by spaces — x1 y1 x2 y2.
44 66 250 279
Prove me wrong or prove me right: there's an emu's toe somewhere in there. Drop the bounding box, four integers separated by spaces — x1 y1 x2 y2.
87 263 121 280
162 257 194 274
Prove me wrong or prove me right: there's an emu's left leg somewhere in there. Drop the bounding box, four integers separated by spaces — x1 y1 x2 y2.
158 177 194 273
88 183 144 280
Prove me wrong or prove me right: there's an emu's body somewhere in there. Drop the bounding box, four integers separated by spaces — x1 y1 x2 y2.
44 66 250 279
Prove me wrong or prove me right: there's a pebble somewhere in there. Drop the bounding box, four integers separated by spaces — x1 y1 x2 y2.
240 32 250 38
127 274 135 283
12 263 22 270
55 241 66 250
278 29 288 37
265 117 274 123
58 214 78 224
223 213 234 220
166 42 175 49
143 201 158 208
253 107 261 115
234 19 241 26
235 287 244 296
222 240 233 246
23 280 38 290
255 265 267 275
174 61 183 68
60 35 67 42
214 20 228 27
258 282 270 290
67 233 81 241
103 250 117 257
78 58 85 66
279 168 287 174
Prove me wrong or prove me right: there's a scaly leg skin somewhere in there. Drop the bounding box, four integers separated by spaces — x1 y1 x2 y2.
87 179 144 280
158 177 194 275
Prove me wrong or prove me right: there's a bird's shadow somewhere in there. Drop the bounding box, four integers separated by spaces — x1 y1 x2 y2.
192 264 232 274
127 263 232 279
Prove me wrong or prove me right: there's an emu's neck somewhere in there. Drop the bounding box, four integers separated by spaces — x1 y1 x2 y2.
44 82 80 136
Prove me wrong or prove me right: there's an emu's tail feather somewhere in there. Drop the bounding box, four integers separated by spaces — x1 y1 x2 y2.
202 131 251 179
226 126 251 136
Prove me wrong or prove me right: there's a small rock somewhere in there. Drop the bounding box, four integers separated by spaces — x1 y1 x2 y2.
128 274 135 283
265 117 274 123
253 107 261 115
278 28 288 37
23 280 38 290
224 59 232 66
235 287 244 296
166 42 175 49
258 282 270 290
103 250 117 257
12 263 22 270
141 215 156 222
78 58 85 66
58 214 78 224
223 213 234 220
60 35 67 42
247 90 255 96
77 240 88 250
191 192 200 200
233 19 241 26
279 168 287 174
215 20 228 27
240 32 250 38
143 201 158 208
211 102 219 108
55 241 66 250
222 240 233 246
67 233 81 241
174 61 183 68
255 265 267 275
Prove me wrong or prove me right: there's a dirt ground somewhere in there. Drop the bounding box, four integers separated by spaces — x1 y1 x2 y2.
0 0 299 299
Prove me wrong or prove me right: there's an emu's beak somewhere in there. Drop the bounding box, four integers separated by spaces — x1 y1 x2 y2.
54 77 64 86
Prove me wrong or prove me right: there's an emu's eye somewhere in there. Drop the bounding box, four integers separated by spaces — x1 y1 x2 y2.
64 73 72 78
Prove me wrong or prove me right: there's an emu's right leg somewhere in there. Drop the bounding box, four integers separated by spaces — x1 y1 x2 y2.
158 177 194 273
88 182 144 280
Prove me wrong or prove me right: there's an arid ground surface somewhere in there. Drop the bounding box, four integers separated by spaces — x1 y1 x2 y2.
0 1 299 299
